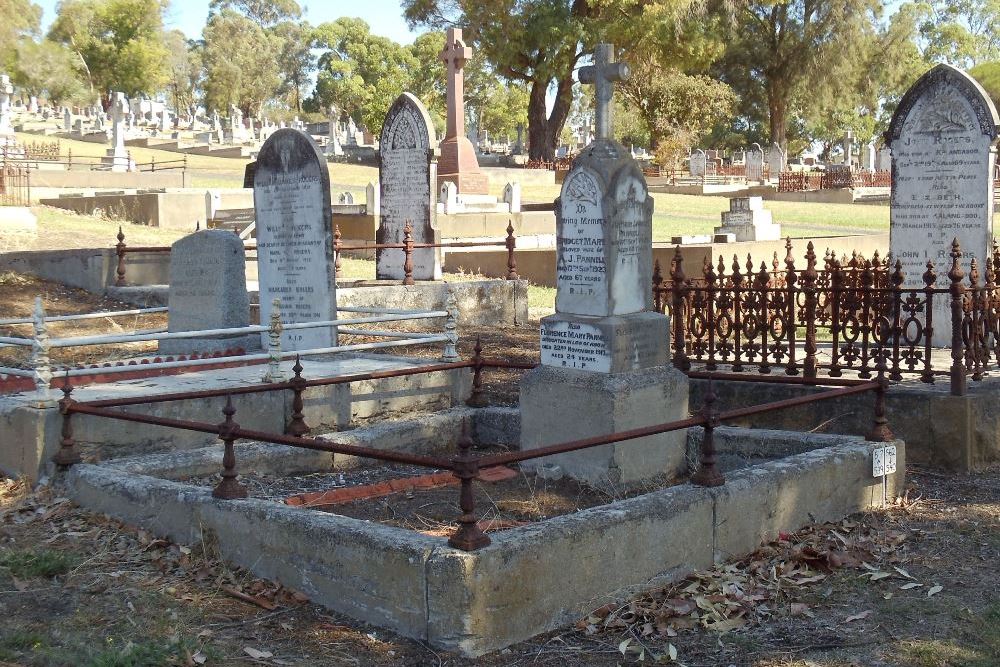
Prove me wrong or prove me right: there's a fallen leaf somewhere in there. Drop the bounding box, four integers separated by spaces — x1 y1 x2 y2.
868 571 892 581
707 616 746 633
927 585 943 597
243 647 273 659
618 638 631 656
899 582 923 590
845 610 873 623
668 643 678 660
893 566 914 580
190 651 207 665
790 603 814 617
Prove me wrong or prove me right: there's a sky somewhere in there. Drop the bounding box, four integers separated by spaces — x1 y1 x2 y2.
33 0 420 44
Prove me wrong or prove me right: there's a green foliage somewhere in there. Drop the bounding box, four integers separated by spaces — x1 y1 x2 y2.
201 8 282 114
48 0 171 99
619 63 736 166
163 30 201 115
715 0 881 150
915 0 1000 67
0 548 76 579
0 0 42 62
311 17 415 135
9 38 89 104
209 0 301 27
969 62 1000 109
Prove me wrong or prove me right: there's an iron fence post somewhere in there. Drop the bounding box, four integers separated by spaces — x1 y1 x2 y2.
802 242 818 379
115 226 127 286
285 356 310 437
652 259 663 313
213 395 248 499
448 426 490 551
440 285 460 362
262 298 285 382
669 246 690 371
690 376 724 487
949 239 967 396
53 376 81 467
466 336 487 408
921 261 936 383
333 224 343 279
403 221 415 286
505 221 519 280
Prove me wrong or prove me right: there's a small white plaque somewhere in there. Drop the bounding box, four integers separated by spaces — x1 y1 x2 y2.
540 320 612 372
872 445 897 477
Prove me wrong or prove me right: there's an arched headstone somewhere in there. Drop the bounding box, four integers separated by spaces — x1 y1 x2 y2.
887 64 1000 346
376 92 442 280
253 128 336 350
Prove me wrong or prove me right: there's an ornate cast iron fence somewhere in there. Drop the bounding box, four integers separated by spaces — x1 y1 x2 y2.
653 238 998 396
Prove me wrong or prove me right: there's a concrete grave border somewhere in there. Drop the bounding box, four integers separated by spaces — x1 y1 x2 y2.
62 407 905 657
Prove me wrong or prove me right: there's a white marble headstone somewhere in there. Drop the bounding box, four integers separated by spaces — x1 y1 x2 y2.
887 64 1000 346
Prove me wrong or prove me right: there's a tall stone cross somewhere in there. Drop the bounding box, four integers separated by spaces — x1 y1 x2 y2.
440 28 472 141
578 44 629 141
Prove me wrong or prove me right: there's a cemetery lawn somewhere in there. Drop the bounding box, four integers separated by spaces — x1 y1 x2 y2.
5 207 187 252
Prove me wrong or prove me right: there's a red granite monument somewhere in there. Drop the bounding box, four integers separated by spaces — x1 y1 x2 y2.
437 28 489 195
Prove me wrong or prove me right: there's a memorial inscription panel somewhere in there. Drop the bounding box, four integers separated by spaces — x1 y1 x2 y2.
540 320 612 372
254 129 336 351
556 169 607 315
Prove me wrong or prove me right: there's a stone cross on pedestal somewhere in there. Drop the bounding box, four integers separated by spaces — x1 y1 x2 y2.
578 44 629 142
441 28 472 142
437 28 488 194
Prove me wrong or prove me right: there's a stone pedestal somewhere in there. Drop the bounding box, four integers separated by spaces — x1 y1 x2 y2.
520 364 689 486
713 196 781 242
539 311 668 373
437 136 489 194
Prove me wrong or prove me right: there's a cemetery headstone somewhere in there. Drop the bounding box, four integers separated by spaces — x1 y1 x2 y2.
843 130 854 166
365 181 380 217
160 230 256 355
503 182 521 213
887 63 999 346
326 105 343 156
876 145 892 171
104 93 129 171
437 28 490 194
0 75 15 136
746 143 764 182
766 143 785 179
689 149 707 177
520 43 688 487
63 107 71 131
376 92 442 280
714 197 781 242
253 128 337 350
862 141 876 171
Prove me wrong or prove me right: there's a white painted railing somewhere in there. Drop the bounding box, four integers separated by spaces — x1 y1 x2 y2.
0 287 462 403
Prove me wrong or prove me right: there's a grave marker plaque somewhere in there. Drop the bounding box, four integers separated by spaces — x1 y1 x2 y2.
887 64 999 345
377 92 441 280
253 128 336 350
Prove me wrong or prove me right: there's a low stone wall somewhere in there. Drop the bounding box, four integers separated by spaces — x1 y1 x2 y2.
28 171 187 189
690 376 999 471
41 190 203 229
0 248 169 293
444 234 889 287
62 410 905 657
106 280 530 328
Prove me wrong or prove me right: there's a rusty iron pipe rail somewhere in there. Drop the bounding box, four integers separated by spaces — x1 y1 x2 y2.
686 370 870 387
477 380 880 470
67 403 454 469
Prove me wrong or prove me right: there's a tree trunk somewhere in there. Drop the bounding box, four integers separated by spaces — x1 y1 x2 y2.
526 72 575 161
526 80 551 161
768 81 787 150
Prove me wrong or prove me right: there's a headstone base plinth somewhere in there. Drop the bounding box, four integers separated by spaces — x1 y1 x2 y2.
437 136 489 194
519 363 689 487
539 311 669 373
102 150 129 172
158 333 259 356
